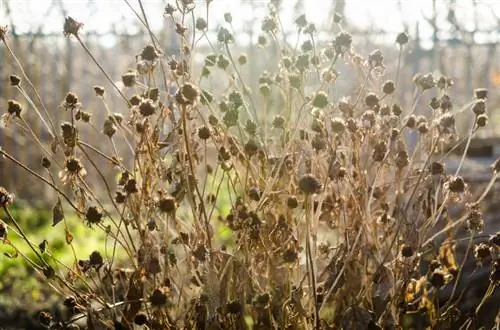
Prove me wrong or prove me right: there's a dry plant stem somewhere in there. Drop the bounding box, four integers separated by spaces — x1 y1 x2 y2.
16 86 53 137
79 140 125 169
137 0 169 92
76 144 137 257
1 40 58 139
18 116 61 167
181 104 211 249
73 35 131 107
424 172 499 245
0 149 82 212
446 233 474 308
304 195 320 329
3 206 49 267
319 225 364 313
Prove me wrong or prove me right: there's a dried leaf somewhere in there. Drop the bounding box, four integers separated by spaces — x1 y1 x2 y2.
39 239 48 253
52 198 64 227
50 138 58 154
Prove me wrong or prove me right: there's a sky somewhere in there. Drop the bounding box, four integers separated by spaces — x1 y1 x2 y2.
0 0 499 48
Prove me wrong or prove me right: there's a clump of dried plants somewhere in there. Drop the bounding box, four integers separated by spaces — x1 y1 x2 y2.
0 1 498 329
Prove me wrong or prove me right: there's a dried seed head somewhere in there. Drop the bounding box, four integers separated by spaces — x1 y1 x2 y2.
180 83 199 104
311 91 329 108
295 14 307 28
330 117 346 133
93 86 104 96
244 139 260 157
122 71 136 87
141 44 161 61
392 104 403 116
65 158 83 174
414 72 436 91
158 195 176 213
102 118 117 137
396 32 409 45
448 176 466 193
63 16 83 37
287 196 299 209
248 187 261 201
197 126 211 140
298 174 322 194
466 206 484 233
472 99 486 115
195 17 207 31
282 248 298 263
429 269 446 288
368 49 384 68
382 80 395 94
395 150 409 168
115 191 126 204
311 135 327 151
238 53 248 65
372 141 387 162
361 110 377 128
365 93 379 108
9 75 20 86
405 115 417 129
473 243 491 264
41 156 51 169
39 311 53 327
139 99 156 116
430 162 445 175
150 287 168 307
334 32 352 54
124 178 138 194
476 114 488 128
85 206 103 225
7 100 22 117
401 244 413 257
64 92 79 107
474 88 488 99
89 251 103 267
134 312 148 326
440 94 452 111
429 97 440 110
272 115 285 129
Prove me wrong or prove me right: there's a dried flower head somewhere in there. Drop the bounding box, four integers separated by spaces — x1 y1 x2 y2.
122 71 136 87
0 187 14 207
382 80 395 94
93 86 104 96
7 100 22 117
85 206 103 225
396 32 409 45
63 16 83 37
474 88 488 99
9 75 20 86
466 205 484 233
473 243 491 265
139 99 156 116
368 49 384 68
334 32 352 54
298 174 322 194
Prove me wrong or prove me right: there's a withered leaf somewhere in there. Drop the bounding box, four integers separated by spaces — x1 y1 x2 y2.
52 198 64 227
39 239 48 253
